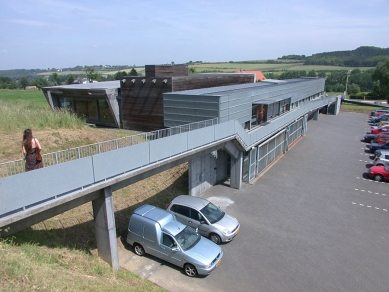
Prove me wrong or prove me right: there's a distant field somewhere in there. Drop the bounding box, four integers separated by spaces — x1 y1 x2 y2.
31 60 374 79
189 62 373 73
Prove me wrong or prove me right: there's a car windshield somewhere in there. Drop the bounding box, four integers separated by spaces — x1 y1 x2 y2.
200 202 225 224
175 226 200 251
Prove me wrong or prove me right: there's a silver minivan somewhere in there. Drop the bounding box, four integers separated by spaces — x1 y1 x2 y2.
126 204 223 277
166 195 240 244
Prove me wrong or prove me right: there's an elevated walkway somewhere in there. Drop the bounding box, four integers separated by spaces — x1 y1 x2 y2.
0 95 339 269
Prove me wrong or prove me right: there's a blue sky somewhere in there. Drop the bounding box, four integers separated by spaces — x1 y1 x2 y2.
0 0 388 70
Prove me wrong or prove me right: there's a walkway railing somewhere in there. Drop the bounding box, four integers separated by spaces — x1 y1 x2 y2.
0 118 219 178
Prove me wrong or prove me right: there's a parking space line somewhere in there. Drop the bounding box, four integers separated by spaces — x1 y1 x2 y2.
352 202 388 212
356 177 387 184
354 188 387 196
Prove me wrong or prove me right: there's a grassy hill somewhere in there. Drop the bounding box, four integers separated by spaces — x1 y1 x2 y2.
0 90 187 291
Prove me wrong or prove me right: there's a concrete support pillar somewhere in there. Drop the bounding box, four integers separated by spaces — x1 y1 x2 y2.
230 151 243 189
313 109 319 121
92 186 119 270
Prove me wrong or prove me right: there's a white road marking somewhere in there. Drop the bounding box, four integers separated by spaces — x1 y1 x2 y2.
206 196 235 209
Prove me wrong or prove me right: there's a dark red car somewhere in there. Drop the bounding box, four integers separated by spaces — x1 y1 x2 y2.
374 133 389 144
367 165 389 182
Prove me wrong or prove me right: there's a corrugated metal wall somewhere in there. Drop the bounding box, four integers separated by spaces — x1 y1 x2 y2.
164 78 325 128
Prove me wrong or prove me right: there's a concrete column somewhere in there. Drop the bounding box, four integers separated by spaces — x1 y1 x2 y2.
230 151 243 189
313 109 319 121
92 186 119 270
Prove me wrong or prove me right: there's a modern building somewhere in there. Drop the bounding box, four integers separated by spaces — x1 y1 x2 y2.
42 81 121 128
42 65 256 131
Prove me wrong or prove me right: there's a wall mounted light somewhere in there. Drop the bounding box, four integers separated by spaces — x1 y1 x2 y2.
152 79 156 83
131 79 135 83
141 79 146 83
122 79 126 83
163 79 168 84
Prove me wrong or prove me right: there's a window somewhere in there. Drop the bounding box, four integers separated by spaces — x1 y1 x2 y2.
98 99 115 123
189 208 202 221
171 204 190 217
162 233 175 248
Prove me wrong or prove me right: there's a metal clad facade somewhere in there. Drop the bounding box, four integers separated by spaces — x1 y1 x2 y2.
164 78 325 128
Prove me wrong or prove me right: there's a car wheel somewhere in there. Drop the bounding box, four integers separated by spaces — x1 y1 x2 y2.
374 174 384 182
134 243 145 256
209 233 221 244
184 264 197 277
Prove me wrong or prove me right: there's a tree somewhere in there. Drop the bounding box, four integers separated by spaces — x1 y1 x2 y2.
307 70 317 77
32 77 49 90
317 72 326 78
19 77 29 89
49 73 61 85
85 67 100 82
348 83 360 95
372 58 389 99
114 71 128 80
66 75 75 84
129 68 138 76
188 67 196 74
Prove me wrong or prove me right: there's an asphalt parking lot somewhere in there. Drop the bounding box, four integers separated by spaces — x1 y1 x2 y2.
119 111 389 292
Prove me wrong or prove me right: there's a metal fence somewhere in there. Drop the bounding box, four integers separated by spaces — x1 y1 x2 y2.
0 118 219 178
244 117 305 182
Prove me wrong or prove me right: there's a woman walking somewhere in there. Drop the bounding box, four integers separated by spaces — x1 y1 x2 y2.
22 129 43 171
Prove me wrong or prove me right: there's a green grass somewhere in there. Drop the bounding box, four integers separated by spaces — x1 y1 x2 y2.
0 90 84 133
0 237 165 292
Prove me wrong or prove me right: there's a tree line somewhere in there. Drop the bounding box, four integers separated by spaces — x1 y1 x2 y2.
264 58 389 100
278 46 389 67
0 67 138 90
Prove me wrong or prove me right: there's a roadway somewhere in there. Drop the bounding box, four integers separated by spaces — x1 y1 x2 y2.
118 111 389 292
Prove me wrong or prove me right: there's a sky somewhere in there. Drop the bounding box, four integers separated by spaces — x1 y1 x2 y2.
0 0 388 70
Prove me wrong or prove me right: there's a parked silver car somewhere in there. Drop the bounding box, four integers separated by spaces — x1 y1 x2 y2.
166 195 240 244
374 151 389 166
126 204 223 277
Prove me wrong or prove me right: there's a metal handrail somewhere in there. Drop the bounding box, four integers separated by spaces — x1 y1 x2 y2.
0 118 219 178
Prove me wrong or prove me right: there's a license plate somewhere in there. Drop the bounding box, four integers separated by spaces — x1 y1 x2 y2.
216 259 222 267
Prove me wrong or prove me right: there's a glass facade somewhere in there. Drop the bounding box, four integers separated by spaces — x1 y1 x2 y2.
98 99 115 123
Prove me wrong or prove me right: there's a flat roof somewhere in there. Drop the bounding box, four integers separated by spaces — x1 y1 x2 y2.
166 78 318 97
43 81 120 91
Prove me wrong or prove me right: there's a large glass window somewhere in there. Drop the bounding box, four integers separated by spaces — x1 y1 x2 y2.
98 99 115 123
74 100 87 118
59 97 73 110
87 100 98 120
